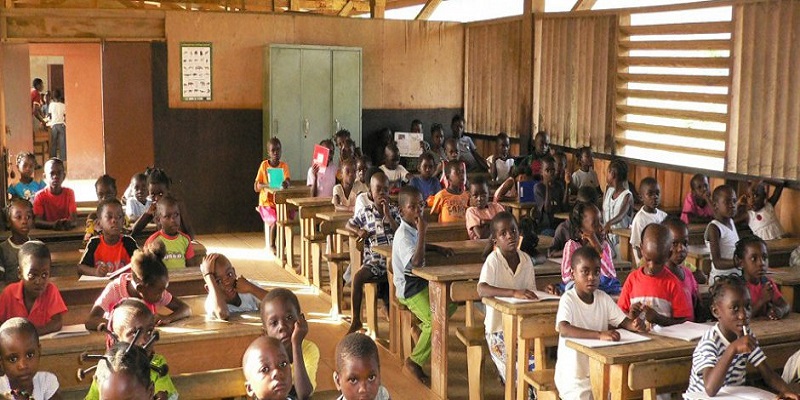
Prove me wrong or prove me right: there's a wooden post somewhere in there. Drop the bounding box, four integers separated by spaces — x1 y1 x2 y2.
337 0 353 16
369 0 384 18
571 0 597 11
528 0 544 153
415 0 441 20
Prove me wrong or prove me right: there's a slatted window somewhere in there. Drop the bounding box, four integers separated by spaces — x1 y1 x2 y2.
615 6 733 171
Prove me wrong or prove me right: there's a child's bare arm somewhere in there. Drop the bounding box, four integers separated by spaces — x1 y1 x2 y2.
237 276 268 301
558 320 618 341
707 224 736 271
693 268 707 284
769 181 785 207
201 254 229 321
34 216 59 230
477 282 537 299
131 206 155 237
39 312 63 335
85 306 107 331
489 159 498 181
159 297 192 325
494 178 514 202
334 204 354 212
758 360 799 399
291 314 313 400
77 263 106 277
702 335 756 396
603 193 631 231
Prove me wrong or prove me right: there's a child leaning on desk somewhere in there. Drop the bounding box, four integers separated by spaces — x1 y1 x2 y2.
202 253 268 321
554 246 645 400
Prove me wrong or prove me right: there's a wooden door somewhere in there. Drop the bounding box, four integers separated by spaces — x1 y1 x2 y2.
332 49 362 147
300 48 333 170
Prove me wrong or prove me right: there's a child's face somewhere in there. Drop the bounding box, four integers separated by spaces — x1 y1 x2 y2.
268 143 282 164
96 183 117 202
21 256 50 298
133 179 148 204
691 177 709 200
411 123 422 134
7 205 32 238
748 185 767 211
605 166 616 185
17 157 35 180
542 160 555 184
419 159 435 179
334 356 382 400
740 242 768 283
369 176 390 207
534 133 549 155
44 162 65 190
261 299 299 348
384 148 399 169
148 182 168 203
356 161 368 183
137 275 168 304
244 340 292 400
0 332 41 391
580 206 603 236
469 183 489 209
554 155 566 177
445 143 459 161
713 188 737 218
342 164 356 186
493 219 519 254
713 287 751 339
336 136 348 151
641 182 661 210
432 130 443 148
496 138 510 158
157 203 181 236
341 144 354 161
580 152 593 170
447 165 465 189
99 371 154 400
399 193 424 224
115 312 156 353
571 257 601 298
212 255 239 302
99 203 125 238
667 225 689 267
451 120 464 138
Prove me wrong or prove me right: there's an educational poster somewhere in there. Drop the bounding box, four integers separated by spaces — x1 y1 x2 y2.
180 43 212 101
394 132 424 158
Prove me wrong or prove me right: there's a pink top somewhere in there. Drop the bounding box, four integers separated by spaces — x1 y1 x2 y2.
561 239 616 284
465 203 506 240
671 264 699 321
747 277 782 316
93 272 173 318
681 193 714 224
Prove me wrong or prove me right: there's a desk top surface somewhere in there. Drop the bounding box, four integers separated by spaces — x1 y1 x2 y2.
316 211 352 222
412 264 483 282
53 268 201 290
482 296 560 315
688 237 800 257
287 196 334 207
499 201 537 209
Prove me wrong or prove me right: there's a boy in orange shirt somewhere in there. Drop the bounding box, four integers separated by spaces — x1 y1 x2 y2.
431 160 470 223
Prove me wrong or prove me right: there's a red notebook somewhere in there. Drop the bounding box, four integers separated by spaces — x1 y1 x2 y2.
312 144 330 173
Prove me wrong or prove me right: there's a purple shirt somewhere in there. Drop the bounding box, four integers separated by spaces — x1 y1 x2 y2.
307 165 338 197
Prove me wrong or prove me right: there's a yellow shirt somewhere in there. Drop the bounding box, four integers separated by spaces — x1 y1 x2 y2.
431 189 470 223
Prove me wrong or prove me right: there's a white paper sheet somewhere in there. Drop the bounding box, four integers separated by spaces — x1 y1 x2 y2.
40 324 89 340
683 386 777 399
78 274 108 282
567 329 651 348
495 291 561 304
394 132 424 158
650 321 713 342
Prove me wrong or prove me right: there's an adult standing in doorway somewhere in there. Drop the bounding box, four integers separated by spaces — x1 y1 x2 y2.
48 89 66 161
451 114 488 172
31 78 47 132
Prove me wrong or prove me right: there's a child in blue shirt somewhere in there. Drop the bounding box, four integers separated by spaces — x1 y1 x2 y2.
8 153 45 201
409 152 441 206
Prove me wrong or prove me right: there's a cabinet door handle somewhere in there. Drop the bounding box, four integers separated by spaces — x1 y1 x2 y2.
335 119 340 132
274 120 279 136
304 118 310 138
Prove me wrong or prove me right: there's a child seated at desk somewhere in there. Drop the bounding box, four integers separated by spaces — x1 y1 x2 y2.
94 342 158 400
554 247 645 400
705 185 740 283
83 174 119 245
379 144 410 192
32 158 76 231
629 177 668 265
618 223 693 325
548 187 598 258
681 173 714 224
308 139 337 198
431 161 469 223
429 124 446 178
85 241 192 330
493 165 534 203
409 152 441 206
125 172 152 222
0 318 61 399
478 212 538 383
736 236 789 320
567 146 601 197
346 171 399 334
79 199 139 277
0 198 34 285
144 195 197 270
465 176 504 240
0 241 66 335
8 152 45 202
487 132 514 183
202 253 267 320
663 218 706 321
332 159 362 212
334 333 391 400
534 155 568 236
686 275 799 398
242 336 294 400
738 179 786 241
131 167 195 239
354 156 370 196
439 138 467 190
260 288 319 400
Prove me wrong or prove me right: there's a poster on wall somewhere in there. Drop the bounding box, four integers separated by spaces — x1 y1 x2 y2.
180 43 212 101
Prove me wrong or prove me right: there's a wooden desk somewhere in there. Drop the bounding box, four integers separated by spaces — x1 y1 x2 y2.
423 221 470 242
317 211 352 253
499 201 537 221
41 312 262 391
287 197 334 286
567 313 800 400
53 268 204 307
412 264 483 400
769 267 800 312
615 223 707 263
63 295 209 326
264 186 309 267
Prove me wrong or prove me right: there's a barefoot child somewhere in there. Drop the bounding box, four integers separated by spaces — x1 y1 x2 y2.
736 236 789 320
0 318 61 399
0 199 33 285
79 199 138 277
242 336 293 400
7 153 45 201
334 333 390 400
705 185 740 283
202 253 267 321
465 177 504 240
144 195 197 270
33 158 76 231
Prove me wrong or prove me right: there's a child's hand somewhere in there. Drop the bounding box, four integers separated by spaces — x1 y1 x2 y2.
629 302 645 319
154 391 169 400
730 334 757 354
777 392 800 400
545 283 562 295
145 202 157 216
512 289 538 300
415 212 427 232
311 163 320 178
641 305 659 323
200 253 219 276
291 313 308 348
630 317 647 332
599 330 620 341
155 314 171 326
357 229 369 240
564 170 571 184
282 180 290 189
96 265 109 277
380 198 391 217
236 276 251 293
582 232 602 251
767 305 780 320
602 222 612 234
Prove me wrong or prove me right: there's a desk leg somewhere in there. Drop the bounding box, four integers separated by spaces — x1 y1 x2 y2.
590 358 610 400
430 281 450 400
619 239 631 263
609 364 630 400
781 285 797 312
502 314 518 400
276 204 286 266
299 213 309 280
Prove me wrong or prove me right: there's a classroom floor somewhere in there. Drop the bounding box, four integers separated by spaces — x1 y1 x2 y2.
197 231 505 400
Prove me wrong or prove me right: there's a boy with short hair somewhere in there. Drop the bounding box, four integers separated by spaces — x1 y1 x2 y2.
334 333 390 400
450 114 488 172
242 336 294 400
379 144 411 190
431 161 470 223
630 177 668 265
409 152 441 205
534 155 568 236
202 253 267 320
33 158 76 231
144 195 196 270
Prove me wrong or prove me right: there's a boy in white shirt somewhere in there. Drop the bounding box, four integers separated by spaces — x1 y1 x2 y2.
47 89 66 161
379 144 410 191
630 177 668 265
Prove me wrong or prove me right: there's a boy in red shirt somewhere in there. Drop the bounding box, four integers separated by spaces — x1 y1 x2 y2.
33 158 76 231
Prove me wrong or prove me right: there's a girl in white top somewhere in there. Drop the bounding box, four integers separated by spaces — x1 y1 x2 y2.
378 145 410 190
739 180 785 241
602 159 632 258
477 212 537 381
333 160 364 212
0 318 60 399
487 132 514 183
705 185 741 283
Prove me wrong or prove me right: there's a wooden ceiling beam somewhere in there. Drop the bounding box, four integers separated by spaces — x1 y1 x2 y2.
369 0 384 18
414 0 439 20
571 0 595 11
337 0 353 16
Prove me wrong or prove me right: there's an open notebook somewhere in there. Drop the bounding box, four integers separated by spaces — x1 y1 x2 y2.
495 291 560 304
650 321 713 342
77 264 131 282
567 329 650 348
40 324 89 340
683 386 777 399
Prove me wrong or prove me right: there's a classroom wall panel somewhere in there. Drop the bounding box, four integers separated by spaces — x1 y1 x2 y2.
1 44 34 161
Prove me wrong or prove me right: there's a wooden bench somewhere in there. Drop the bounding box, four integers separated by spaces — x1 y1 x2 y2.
519 313 559 400
450 280 485 400
63 294 208 326
307 233 329 289
323 252 349 317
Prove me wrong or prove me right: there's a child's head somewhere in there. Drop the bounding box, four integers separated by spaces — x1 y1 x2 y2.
6 198 33 238
662 217 689 267
130 241 169 305
709 274 750 337
43 158 65 190
95 342 154 400
690 174 709 200
533 131 550 155
431 124 444 148
734 236 768 283
130 173 148 204
145 167 172 203
206 254 239 303
0 318 41 392
97 199 125 239
553 151 567 178
242 336 292 400
444 160 465 189
18 241 51 298
32 78 43 92
570 202 602 240
410 119 423 134
260 288 302 349
335 129 352 151
341 159 357 186
570 246 601 296
341 139 356 161
606 159 628 186
444 138 459 161
418 152 435 179
268 138 282 165
15 152 36 181
321 139 335 166
639 223 672 276
514 164 533 182
356 157 369 183
490 212 519 254
368 171 390 204
451 115 465 138
711 185 737 219
109 298 157 352
334 333 382 400
52 89 63 103
398 186 423 224
95 174 118 202
383 144 400 169
638 177 661 211
495 133 510 158
747 181 768 211
541 156 556 184
155 195 181 236
469 176 489 209
377 128 393 146
577 146 593 171
575 186 599 205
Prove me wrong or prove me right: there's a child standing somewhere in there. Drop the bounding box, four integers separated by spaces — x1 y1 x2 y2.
602 159 632 258
378 144 410 191
33 158 76 231
8 153 45 201
241 336 293 400
736 236 789 320
0 199 33 285
705 185 740 283
681 174 714 224
478 212 538 382
687 275 798 398
451 114 488 172
431 161 470 223
534 156 568 236
332 159 362 212
346 172 399 334
125 173 152 222
554 247 644 399
409 152 442 205
144 195 197 270
465 177 505 240
47 89 66 161
487 133 514 183
85 241 192 330
618 224 693 325
79 199 138 277
334 333 390 400
742 180 786 241
308 139 337 198
0 242 66 335
568 146 601 195
629 177 668 265
201 253 267 321
663 218 705 321
255 138 291 252
0 318 60 399
260 288 319 400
